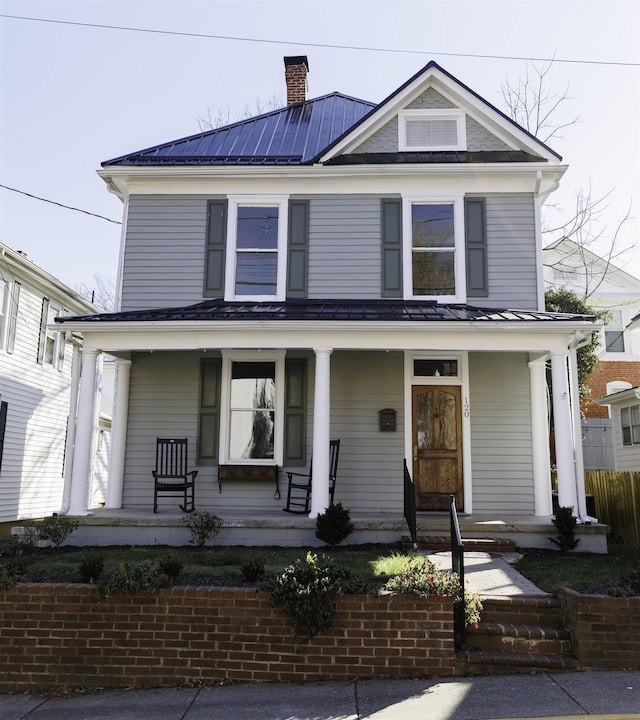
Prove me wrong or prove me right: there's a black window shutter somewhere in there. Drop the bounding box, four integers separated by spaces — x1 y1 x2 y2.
37 298 49 364
287 200 309 298
204 201 227 298
0 401 7 472
381 199 403 297
465 197 488 297
284 358 307 466
197 358 222 465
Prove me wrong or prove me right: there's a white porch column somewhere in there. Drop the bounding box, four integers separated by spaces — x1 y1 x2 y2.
529 356 553 516
60 339 82 514
67 348 99 516
551 351 578 513
106 357 132 509
569 343 591 520
309 347 332 519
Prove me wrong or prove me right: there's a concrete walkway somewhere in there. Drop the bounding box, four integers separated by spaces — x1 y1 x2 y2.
3 671 639 719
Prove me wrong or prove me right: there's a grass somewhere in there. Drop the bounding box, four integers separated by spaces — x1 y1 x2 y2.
3 540 640 596
6 542 401 589
514 543 640 595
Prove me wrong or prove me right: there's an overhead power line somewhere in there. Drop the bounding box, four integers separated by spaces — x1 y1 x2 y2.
1 13 638 68
0 184 122 225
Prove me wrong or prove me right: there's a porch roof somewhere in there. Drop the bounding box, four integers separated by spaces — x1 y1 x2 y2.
57 299 595 325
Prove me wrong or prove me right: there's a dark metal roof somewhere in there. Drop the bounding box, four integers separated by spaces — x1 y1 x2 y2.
102 93 376 166
325 150 546 165
56 299 595 325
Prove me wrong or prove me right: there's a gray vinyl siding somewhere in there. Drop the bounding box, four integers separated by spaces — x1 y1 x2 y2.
610 405 640 472
121 196 209 311
468 352 534 514
482 194 538 310
121 350 405 514
307 196 383 298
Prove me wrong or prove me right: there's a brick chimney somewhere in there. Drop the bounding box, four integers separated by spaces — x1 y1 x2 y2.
284 56 309 105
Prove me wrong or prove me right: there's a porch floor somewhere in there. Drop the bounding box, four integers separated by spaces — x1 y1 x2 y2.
67 507 609 553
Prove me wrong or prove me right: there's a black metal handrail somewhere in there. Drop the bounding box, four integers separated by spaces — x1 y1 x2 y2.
449 494 466 652
403 460 418 547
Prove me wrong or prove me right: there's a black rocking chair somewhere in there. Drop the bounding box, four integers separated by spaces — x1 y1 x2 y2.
283 439 340 514
152 438 198 513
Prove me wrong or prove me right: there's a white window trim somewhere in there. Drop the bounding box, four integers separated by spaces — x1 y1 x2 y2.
224 196 289 302
398 109 466 152
402 196 466 303
40 300 65 370
0 277 8 351
219 349 286 465
404 351 472 513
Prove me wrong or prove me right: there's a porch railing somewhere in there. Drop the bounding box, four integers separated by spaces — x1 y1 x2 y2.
449 493 466 652
403 460 418 546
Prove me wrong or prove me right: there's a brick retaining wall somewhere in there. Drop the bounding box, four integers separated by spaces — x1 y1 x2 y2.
560 587 640 670
0 584 455 692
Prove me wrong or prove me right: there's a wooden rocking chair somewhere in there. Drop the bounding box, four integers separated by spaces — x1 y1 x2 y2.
283 439 340 514
152 438 197 513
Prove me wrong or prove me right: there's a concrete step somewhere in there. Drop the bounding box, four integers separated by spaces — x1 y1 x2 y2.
460 650 580 675
402 535 517 553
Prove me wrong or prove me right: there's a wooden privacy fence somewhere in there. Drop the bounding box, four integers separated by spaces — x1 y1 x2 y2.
584 470 640 545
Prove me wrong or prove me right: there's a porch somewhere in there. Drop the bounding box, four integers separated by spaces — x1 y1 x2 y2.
66 507 609 552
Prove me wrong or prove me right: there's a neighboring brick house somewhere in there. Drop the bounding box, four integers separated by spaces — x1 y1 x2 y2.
56 58 605 549
544 238 640 469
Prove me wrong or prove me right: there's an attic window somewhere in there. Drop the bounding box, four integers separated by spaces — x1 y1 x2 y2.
399 110 466 151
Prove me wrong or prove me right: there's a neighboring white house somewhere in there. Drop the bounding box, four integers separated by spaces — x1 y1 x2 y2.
544 238 640 469
0 242 106 524
596 386 640 472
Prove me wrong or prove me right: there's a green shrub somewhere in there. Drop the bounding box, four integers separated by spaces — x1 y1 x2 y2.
240 553 265 581
158 553 184 580
98 560 169 598
383 556 483 627
550 506 580 553
315 502 354 546
0 550 26 589
0 537 23 558
267 552 359 639
40 515 79 547
78 553 105 583
183 511 222 547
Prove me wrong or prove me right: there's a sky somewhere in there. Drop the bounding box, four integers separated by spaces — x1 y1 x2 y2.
1 0 639 296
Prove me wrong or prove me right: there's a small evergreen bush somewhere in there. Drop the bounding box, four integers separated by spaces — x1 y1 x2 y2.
79 553 105 583
98 560 170 598
158 553 184 580
240 553 265 581
550 506 580 553
315 502 354 546
267 552 359 639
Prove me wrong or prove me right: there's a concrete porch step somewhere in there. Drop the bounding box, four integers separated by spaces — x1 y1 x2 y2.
402 535 517 553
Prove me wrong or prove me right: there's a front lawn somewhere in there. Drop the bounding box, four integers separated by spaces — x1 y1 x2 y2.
514 543 640 595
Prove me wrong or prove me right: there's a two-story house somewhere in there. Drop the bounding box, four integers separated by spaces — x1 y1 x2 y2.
0 242 101 528
57 58 606 550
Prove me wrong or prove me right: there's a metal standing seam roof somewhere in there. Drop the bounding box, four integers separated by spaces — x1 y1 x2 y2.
56 299 596 325
102 93 376 167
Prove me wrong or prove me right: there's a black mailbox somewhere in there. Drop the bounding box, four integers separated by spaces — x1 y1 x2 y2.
379 408 396 432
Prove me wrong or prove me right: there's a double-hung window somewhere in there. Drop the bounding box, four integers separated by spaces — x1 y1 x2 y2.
219 351 285 465
403 198 465 301
38 299 64 369
621 404 640 446
604 309 626 354
225 197 288 301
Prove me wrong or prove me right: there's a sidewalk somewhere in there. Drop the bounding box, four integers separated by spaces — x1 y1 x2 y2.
2 671 639 719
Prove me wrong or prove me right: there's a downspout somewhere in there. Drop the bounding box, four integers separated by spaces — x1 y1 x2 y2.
568 330 598 523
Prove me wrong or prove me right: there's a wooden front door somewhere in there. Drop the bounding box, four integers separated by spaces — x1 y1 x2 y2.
412 385 463 511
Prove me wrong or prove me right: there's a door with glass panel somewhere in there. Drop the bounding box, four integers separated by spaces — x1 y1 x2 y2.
412 385 463 511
